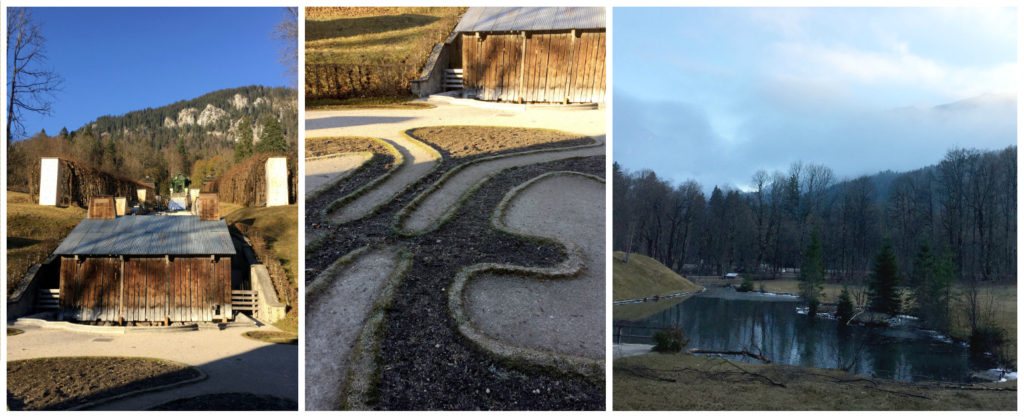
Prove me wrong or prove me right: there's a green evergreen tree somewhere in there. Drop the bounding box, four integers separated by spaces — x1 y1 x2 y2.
233 115 254 162
868 238 902 316
255 116 286 154
799 232 825 316
59 126 69 140
914 243 953 331
836 286 854 325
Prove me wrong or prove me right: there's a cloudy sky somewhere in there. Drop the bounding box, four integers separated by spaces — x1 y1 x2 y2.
613 7 1017 191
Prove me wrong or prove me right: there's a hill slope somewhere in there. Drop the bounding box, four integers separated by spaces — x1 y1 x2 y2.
613 251 700 301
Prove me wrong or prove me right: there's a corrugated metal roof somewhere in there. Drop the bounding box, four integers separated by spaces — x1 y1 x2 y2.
453 7 605 33
53 216 236 256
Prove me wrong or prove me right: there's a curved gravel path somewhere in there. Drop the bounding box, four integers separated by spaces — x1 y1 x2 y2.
327 136 439 225
398 141 604 235
464 173 605 359
305 246 405 411
306 153 373 199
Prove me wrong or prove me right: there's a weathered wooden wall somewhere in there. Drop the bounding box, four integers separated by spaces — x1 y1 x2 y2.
59 256 231 322
461 30 605 103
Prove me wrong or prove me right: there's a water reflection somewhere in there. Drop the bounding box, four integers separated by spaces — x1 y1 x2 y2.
613 288 993 382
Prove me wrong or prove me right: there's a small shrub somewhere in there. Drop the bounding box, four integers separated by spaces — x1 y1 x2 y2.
836 286 854 325
969 325 1007 358
737 277 754 292
652 327 689 353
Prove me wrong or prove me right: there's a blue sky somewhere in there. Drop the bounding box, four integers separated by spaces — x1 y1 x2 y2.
614 7 1017 191
8 7 295 140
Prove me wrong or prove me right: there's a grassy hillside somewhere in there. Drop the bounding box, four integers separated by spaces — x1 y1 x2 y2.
613 251 701 301
305 7 466 104
223 204 299 333
6 192 86 296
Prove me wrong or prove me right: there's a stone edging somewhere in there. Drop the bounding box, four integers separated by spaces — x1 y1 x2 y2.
392 128 603 237
14 317 198 334
304 150 374 201
447 171 605 382
48 357 207 410
338 248 414 410
429 93 600 111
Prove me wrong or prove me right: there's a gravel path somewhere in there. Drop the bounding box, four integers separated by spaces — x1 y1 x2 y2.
327 136 438 224
6 324 297 410
305 246 403 410
399 143 604 235
464 174 605 359
305 154 373 199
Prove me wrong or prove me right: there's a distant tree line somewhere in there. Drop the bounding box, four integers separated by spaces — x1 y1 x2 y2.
613 145 1016 287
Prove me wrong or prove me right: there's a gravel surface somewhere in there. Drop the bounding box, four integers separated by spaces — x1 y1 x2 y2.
465 174 606 359
306 154 373 198
306 153 605 410
7 357 200 411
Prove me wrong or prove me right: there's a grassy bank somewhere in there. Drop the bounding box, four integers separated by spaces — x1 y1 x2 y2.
614 353 1016 410
223 204 299 333
306 7 465 66
6 191 87 296
613 252 701 301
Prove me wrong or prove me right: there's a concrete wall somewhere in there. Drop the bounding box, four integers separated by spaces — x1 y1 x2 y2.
7 263 43 319
39 158 61 206
115 197 127 216
265 157 289 207
411 42 453 97
250 264 287 323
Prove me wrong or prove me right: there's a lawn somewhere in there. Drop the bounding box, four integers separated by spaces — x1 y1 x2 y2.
306 7 465 66
6 191 87 296
614 353 1016 411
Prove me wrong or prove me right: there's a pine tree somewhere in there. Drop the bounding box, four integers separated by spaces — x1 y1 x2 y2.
255 116 286 154
799 232 825 316
59 126 69 139
914 243 953 331
836 286 854 325
868 238 902 316
234 115 253 162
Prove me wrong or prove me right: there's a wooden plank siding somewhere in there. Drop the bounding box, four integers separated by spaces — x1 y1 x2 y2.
58 256 230 322
461 30 605 103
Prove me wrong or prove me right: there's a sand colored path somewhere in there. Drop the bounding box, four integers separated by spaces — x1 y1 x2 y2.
398 141 604 235
325 136 438 225
306 98 605 225
305 153 373 199
304 246 405 411
464 174 605 359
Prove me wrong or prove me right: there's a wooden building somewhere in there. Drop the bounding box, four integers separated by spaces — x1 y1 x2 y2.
52 215 236 322
455 7 606 103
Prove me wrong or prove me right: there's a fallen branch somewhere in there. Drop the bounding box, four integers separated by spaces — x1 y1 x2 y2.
715 358 786 388
690 349 772 363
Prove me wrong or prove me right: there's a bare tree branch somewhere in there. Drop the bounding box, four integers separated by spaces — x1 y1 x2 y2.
7 7 63 144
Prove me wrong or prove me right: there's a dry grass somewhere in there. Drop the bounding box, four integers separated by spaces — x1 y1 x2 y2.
614 353 1016 411
306 97 435 111
6 191 87 296
305 7 465 66
613 252 701 301
224 205 298 286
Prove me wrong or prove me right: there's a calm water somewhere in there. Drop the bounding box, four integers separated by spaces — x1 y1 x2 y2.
614 288 997 382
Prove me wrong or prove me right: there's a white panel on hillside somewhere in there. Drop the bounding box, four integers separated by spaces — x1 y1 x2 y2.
115 197 127 216
39 158 60 206
265 157 288 207
137 188 147 203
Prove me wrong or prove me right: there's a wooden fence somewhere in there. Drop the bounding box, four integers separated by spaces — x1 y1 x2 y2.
461 30 605 103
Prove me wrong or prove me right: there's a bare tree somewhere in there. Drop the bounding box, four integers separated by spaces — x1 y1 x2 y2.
272 7 298 87
7 8 63 144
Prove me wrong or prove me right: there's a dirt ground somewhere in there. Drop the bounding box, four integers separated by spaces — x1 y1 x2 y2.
407 126 593 160
614 353 1016 411
148 392 297 410
306 136 395 158
6 356 200 411
305 126 605 409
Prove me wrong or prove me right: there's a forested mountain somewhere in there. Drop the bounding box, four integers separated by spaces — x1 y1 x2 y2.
613 145 1016 285
7 85 298 195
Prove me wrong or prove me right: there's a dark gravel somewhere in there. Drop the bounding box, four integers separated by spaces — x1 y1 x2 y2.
305 133 604 409
149 392 298 410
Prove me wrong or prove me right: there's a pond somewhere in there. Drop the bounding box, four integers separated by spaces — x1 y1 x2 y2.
613 287 999 383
